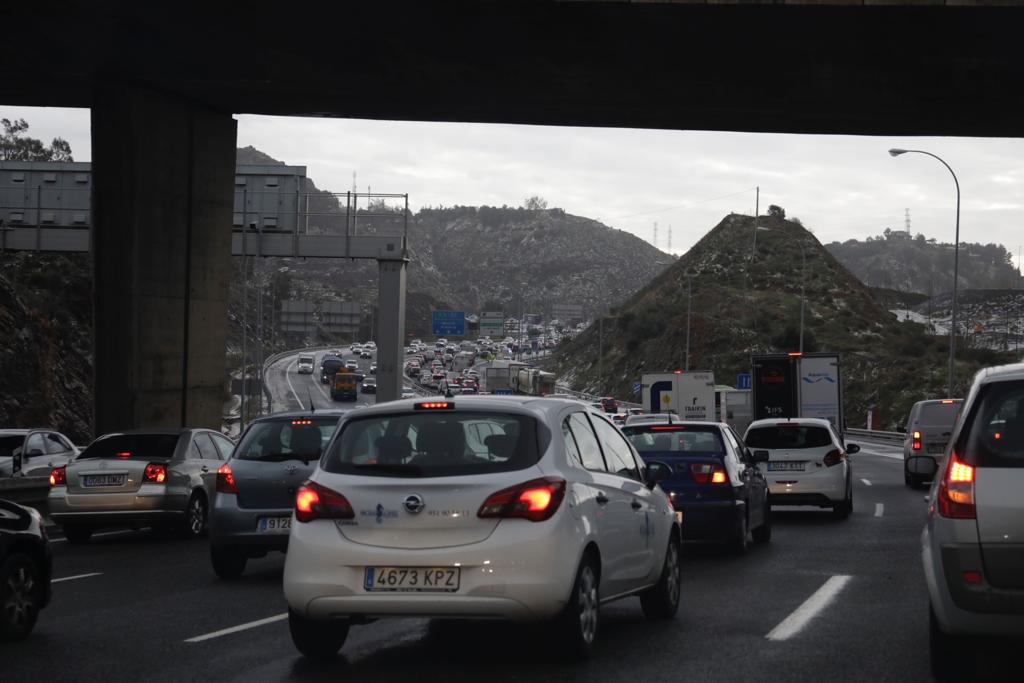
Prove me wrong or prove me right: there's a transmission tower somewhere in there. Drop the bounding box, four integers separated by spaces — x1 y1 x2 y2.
667 225 672 252
653 221 658 249
905 208 911 233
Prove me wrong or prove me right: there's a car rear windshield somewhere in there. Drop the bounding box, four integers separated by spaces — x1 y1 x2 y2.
323 411 539 478
78 434 181 460
960 380 1024 468
622 425 725 455
235 417 340 462
917 401 961 426
745 425 833 449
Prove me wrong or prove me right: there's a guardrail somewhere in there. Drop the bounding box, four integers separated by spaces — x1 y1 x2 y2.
554 384 641 410
0 476 51 506
845 428 905 445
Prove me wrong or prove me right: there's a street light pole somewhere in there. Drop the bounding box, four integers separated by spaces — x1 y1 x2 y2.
889 148 961 397
757 226 807 353
685 275 692 371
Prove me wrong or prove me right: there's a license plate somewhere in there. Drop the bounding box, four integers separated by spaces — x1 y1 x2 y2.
927 443 945 454
364 567 460 592
82 474 126 487
768 461 805 472
674 511 684 525
258 517 291 533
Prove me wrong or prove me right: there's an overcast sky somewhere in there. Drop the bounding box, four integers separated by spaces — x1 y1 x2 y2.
5 105 1022 270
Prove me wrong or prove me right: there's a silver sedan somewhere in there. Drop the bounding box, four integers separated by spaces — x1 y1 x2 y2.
48 428 234 543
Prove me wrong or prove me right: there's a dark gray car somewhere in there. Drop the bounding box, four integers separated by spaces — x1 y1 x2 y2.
209 412 343 579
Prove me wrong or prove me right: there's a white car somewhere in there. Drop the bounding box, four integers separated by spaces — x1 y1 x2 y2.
743 418 858 519
283 397 681 658
296 355 315 375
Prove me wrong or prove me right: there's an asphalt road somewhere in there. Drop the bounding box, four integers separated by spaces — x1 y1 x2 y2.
6 438 1015 682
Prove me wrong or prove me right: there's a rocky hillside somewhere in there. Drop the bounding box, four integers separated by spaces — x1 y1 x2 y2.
549 214 1019 430
827 232 1018 294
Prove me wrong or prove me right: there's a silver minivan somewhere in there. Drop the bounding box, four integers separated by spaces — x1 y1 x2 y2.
903 398 962 488
922 363 1024 680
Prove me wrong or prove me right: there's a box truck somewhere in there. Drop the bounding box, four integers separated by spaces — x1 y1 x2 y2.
640 371 716 420
751 352 843 434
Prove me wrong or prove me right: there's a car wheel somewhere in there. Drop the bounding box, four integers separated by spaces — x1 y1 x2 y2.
904 472 914 488
640 536 681 620
929 605 975 681
289 609 349 658
832 478 853 520
0 553 41 641
752 499 772 543
554 554 600 659
210 547 247 580
62 525 93 544
180 493 208 538
730 512 749 554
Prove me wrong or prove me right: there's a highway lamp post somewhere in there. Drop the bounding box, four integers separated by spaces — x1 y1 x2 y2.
756 226 807 353
685 275 692 371
889 148 961 398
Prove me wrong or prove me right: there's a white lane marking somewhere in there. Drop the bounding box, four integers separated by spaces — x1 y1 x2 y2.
874 503 884 518
184 612 288 643
284 358 305 410
854 448 902 461
766 575 852 641
49 529 136 544
860 478 872 487
51 572 102 583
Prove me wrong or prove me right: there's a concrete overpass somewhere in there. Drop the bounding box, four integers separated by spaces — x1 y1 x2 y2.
3 0 1023 434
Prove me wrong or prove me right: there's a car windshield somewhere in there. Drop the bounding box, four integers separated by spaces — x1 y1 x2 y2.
917 401 961 426
323 411 539 478
298 356 313 364
622 425 725 454
78 434 180 460
235 417 340 462
745 425 832 449
961 380 1024 468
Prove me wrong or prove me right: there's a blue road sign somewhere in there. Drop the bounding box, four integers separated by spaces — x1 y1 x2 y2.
632 381 642 395
432 310 466 336
494 388 514 395
736 373 752 390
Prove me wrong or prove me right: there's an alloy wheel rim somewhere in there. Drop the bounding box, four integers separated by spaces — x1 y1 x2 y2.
189 498 204 535
4 565 36 629
666 543 681 606
577 566 598 644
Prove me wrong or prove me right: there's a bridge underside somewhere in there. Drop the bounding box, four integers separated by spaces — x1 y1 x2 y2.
4 1 1022 434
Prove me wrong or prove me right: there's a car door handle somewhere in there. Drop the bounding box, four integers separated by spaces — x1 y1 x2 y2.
595 493 610 505
631 500 643 511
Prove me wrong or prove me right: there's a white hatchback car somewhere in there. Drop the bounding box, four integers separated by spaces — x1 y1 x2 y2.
743 418 858 519
283 396 681 659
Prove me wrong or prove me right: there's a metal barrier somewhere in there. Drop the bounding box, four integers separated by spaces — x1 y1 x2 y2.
845 427 905 445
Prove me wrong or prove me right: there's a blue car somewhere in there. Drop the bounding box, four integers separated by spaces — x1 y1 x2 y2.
621 418 771 553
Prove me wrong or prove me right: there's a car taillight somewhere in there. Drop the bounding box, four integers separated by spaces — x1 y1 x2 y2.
295 481 355 523
690 463 728 485
912 431 922 450
823 449 844 467
143 463 167 483
216 463 238 494
49 466 66 487
478 476 567 522
937 452 975 519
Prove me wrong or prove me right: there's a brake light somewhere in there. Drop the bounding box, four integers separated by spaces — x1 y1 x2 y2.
416 401 454 410
216 463 238 494
787 352 802 357
690 463 728 485
823 449 844 467
963 570 983 585
115 451 132 458
294 481 354 523
143 463 167 483
291 419 312 425
941 400 955 404
912 431 922 451
937 452 975 519
478 476 566 522
651 425 686 431
49 466 66 487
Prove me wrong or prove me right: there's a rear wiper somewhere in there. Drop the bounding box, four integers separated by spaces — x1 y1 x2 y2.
352 463 423 475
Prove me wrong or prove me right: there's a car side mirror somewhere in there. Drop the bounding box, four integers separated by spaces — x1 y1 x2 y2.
846 443 860 454
750 450 770 463
645 460 672 489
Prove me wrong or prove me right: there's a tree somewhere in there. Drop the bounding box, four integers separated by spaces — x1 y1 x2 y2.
0 118 74 162
522 196 547 210
767 204 785 219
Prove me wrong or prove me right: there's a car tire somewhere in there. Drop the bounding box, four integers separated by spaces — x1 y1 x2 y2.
640 536 681 620
904 472 914 488
0 552 42 641
289 609 349 658
730 513 749 554
752 500 772 543
832 478 853 520
554 554 600 659
210 547 247 580
62 525 93 544
929 605 975 681
179 493 208 539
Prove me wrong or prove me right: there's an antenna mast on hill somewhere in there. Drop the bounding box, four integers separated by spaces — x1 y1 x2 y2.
905 208 911 233
667 225 672 252
653 222 658 249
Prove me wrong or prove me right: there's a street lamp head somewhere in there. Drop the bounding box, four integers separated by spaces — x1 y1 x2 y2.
756 226 772 232
889 148 908 157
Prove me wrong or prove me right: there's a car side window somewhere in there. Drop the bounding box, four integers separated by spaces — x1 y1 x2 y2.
24 433 45 457
44 433 68 455
211 434 234 460
721 428 744 463
566 413 607 472
194 434 220 461
591 417 641 481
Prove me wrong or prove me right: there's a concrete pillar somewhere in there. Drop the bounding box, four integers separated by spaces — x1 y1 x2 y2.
91 84 236 434
375 259 408 403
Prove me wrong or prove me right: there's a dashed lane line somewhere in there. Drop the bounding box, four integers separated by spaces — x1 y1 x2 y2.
284 358 305 410
860 478 872 486
766 575 852 641
184 613 288 643
855 447 903 461
52 572 102 583
874 503 884 517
